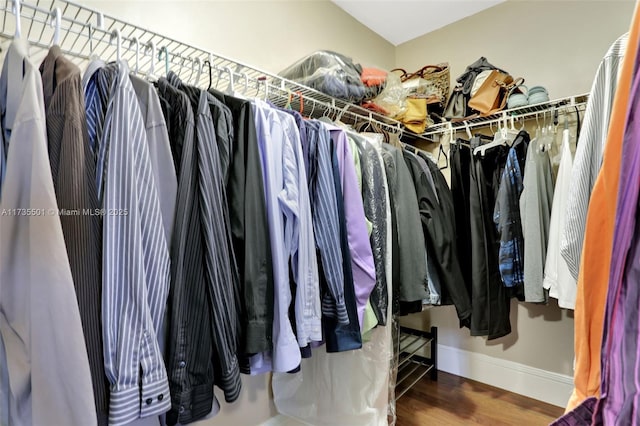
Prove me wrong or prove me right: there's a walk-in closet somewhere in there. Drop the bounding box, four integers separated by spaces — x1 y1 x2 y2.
0 1 637 425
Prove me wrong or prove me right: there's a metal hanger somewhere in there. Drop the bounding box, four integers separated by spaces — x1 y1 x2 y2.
203 59 212 90
158 46 170 76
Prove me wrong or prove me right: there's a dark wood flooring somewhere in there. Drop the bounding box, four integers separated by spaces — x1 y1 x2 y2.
396 371 565 425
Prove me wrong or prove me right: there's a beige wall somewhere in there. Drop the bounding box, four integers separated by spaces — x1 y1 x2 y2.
396 0 635 100
79 0 395 73
397 0 635 379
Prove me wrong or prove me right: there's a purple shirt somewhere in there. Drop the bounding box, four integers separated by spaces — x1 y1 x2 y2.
324 124 376 329
592 52 640 424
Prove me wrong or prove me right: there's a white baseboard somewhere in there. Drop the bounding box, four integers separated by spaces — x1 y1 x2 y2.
436 344 573 408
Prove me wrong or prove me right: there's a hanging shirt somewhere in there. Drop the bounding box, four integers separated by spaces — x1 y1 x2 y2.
520 141 554 303
327 124 377 330
543 129 577 309
156 79 222 425
130 75 177 244
209 89 275 357
92 61 171 425
171 74 243 402
381 145 429 308
364 135 394 323
352 133 388 327
592 51 640 424
405 149 441 306
39 45 108 423
82 59 109 200
0 38 97 426
305 120 348 325
494 131 529 293
252 100 301 372
561 32 628 280
273 109 321 348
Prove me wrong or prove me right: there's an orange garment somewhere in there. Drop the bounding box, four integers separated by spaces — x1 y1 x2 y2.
360 67 387 87
567 5 640 411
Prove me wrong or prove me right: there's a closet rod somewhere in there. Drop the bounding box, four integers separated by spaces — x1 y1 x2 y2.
0 0 436 142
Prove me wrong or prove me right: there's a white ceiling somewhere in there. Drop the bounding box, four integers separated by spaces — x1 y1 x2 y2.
331 0 505 46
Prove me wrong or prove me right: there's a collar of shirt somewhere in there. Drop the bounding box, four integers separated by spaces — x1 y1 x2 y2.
0 39 32 195
82 58 107 93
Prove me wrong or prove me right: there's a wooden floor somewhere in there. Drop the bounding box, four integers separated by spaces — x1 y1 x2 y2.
396 371 565 426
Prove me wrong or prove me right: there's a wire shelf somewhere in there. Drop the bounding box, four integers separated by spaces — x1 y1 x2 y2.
0 0 589 142
0 0 432 139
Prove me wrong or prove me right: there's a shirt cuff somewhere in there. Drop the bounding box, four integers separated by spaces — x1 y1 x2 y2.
244 320 272 355
140 375 171 418
108 376 171 426
218 357 242 403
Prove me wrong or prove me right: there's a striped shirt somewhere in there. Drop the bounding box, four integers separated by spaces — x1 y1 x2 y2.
40 46 108 423
167 72 242 403
157 78 221 424
275 110 321 347
95 61 171 425
306 120 349 324
561 33 628 279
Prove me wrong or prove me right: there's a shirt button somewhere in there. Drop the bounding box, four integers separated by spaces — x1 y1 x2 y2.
179 361 186 368
179 406 185 414
158 394 164 401
145 398 153 405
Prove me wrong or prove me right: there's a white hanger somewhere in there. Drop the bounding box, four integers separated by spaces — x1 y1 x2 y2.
474 113 513 157
110 28 121 62
50 7 61 46
242 72 249 94
193 57 202 85
12 0 21 38
146 40 157 79
464 121 472 139
130 37 139 74
223 66 234 94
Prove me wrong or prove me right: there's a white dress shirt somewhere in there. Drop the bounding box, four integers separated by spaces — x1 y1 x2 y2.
544 128 577 309
0 39 97 426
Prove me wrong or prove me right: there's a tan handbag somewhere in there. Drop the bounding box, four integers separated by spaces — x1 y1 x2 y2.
468 71 523 115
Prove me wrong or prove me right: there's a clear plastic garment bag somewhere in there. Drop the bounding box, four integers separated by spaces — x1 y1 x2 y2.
272 283 395 425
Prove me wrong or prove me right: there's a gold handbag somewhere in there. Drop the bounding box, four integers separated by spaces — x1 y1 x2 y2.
399 97 432 134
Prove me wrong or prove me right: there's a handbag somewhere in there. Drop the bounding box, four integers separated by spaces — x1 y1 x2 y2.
443 87 467 120
391 63 450 105
399 97 432 134
468 71 523 115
